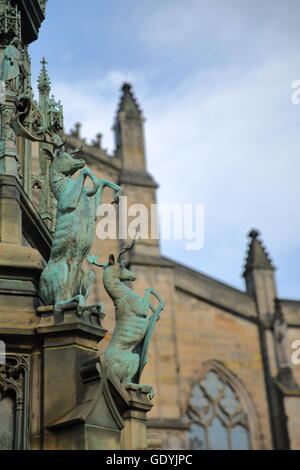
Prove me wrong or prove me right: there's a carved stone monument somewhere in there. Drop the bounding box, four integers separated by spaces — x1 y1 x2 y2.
0 0 163 450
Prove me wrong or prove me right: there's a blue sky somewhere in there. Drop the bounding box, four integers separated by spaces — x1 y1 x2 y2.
29 0 300 298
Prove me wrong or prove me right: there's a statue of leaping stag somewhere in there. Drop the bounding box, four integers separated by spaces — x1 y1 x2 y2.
39 142 121 318
87 241 165 396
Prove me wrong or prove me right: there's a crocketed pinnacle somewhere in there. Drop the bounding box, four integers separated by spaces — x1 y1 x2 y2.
38 57 51 94
243 229 275 277
115 82 143 120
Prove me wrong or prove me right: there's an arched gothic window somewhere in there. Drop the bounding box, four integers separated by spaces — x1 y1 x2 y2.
186 368 251 450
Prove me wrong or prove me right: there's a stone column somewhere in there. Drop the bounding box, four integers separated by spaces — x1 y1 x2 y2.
0 91 19 177
0 174 22 245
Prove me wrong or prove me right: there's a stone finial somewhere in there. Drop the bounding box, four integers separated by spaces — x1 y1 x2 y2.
38 57 51 94
243 228 275 277
248 229 260 239
39 0 48 14
91 133 102 149
70 122 82 138
122 82 132 93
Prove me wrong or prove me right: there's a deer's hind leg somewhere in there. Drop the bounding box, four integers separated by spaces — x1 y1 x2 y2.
78 270 94 314
54 293 86 321
39 260 68 306
80 270 94 302
123 352 140 384
44 262 84 322
78 270 103 316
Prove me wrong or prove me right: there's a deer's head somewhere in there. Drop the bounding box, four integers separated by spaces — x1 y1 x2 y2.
106 254 137 282
44 146 85 176
87 241 137 282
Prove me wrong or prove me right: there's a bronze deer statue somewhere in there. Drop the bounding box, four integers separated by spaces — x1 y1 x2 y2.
39 144 121 318
88 242 165 396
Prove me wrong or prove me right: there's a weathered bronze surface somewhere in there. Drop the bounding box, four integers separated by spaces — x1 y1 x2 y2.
39 144 121 316
88 242 164 395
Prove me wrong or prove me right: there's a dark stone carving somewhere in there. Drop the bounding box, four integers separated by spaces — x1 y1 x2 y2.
0 391 15 449
0 1 21 43
11 0 45 44
0 354 29 450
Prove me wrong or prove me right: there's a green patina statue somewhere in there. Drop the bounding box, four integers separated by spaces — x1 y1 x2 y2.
88 242 165 395
0 37 21 92
39 143 121 317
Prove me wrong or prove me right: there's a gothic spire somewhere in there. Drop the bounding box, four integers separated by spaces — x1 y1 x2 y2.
116 82 143 121
38 57 51 95
243 229 275 277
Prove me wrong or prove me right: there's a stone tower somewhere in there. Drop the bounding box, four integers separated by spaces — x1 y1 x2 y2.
114 83 160 258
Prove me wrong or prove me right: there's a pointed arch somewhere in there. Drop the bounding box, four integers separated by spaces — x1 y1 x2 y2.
185 360 263 450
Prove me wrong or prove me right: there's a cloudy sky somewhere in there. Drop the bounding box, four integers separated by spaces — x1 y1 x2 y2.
29 0 300 298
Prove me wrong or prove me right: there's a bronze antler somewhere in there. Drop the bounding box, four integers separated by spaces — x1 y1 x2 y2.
41 136 65 150
87 254 105 268
71 146 83 156
117 239 136 262
41 138 65 160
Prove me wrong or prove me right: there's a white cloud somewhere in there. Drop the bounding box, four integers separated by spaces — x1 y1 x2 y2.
50 69 145 151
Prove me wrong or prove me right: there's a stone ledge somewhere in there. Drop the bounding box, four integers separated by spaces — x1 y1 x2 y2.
147 419 189 430
36 304 107 342
0 243 44 271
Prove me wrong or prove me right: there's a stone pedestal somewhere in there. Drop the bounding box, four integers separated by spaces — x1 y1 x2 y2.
35 304 108 449
47 357 129 450
120 384 153 450
43 351 154 450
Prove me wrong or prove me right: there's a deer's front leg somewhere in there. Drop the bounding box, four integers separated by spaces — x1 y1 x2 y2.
81 168 100 197
99 179 122 205
144 288 165 315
